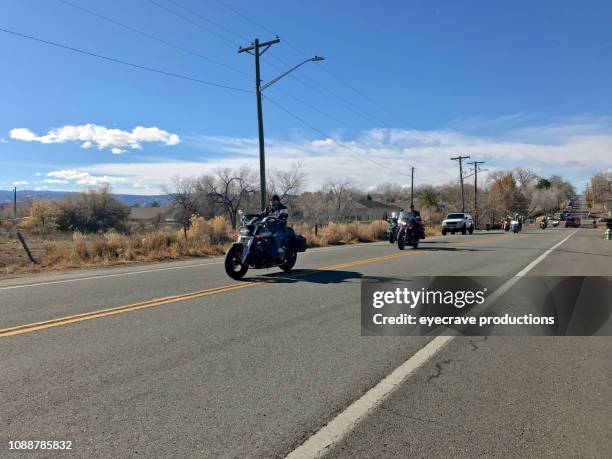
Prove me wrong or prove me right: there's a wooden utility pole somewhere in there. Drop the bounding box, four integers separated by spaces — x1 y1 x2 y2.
451 155 470 212
467 160 485 228
238 37 280 211
410 166 415 207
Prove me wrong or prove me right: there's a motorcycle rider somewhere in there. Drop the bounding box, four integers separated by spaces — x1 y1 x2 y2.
261 194 289 260
409 204 426 239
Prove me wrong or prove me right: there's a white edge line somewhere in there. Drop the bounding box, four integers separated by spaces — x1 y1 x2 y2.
0 231 497 290
0 261 224 291
0 240 392 291
285 229 578 459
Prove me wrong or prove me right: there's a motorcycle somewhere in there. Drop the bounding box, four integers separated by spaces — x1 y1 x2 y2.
385 212 399 244
540 219 548 229
397 215 420 250
224 210 307 280
510 219 521 233
502 218 511 232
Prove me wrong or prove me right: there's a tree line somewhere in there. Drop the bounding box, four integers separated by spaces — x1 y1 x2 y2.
4 164 580 236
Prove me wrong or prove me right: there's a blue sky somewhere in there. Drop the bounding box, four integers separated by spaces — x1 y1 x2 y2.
1 0 611 193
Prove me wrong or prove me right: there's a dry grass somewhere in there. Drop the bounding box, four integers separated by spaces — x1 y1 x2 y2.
294 220 388 246
1 218 437 276
1 216 232 276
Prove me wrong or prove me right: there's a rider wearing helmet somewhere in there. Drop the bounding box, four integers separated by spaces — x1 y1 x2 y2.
262 195 289 260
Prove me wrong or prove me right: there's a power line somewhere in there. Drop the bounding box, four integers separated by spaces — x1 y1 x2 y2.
147 0 241 47
264 95 413 176
0 27 252 93
167 0 250 43
215 0 276 37
268 86 353 128
56 0 250 77
214 0 407 127
158 0 391 128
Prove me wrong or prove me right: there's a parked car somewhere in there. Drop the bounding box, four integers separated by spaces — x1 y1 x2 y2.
441 213 474 235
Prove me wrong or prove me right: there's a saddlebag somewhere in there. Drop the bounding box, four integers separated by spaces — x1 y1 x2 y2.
294 235 307 252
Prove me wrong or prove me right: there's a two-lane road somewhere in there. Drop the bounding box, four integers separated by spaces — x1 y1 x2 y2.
1 228 610 457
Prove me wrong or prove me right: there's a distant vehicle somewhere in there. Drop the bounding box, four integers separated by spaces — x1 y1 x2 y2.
551 219 559 227
511 218 522 233
441 213 474 235
565 217 581 228
501 218 511 232
385 212 399 244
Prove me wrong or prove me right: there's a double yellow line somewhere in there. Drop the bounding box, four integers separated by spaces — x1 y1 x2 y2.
0 234 508 338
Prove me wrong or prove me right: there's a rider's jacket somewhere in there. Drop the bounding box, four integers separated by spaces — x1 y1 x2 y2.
261 202 289 234
263 202 288 220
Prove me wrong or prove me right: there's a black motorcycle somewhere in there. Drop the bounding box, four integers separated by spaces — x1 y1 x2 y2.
385 214 399 244
397 216 420 250
224 210 307 279
540 219 548 229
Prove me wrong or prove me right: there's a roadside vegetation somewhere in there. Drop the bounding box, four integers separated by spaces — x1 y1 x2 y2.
1 164 582 276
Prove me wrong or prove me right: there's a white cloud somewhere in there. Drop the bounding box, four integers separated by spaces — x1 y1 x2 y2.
82 121 612 194
0 137 7 143
9 124 180 152
46 170 127 186
13 180 28 185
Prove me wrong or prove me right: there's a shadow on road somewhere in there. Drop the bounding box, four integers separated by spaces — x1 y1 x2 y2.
420 246 491 252
243 268 363 284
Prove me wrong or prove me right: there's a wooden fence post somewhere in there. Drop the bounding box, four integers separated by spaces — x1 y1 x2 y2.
16 232 37 264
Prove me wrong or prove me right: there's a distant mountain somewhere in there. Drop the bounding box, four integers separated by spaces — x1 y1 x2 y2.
0 189 172 207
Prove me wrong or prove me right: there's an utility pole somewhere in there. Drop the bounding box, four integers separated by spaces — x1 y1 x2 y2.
13 186 17 220
410 166 415 207
467 160 485 228
239 37 280 211
451 155 470 212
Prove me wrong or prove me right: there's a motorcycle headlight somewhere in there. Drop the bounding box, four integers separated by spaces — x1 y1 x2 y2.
239 228 250 236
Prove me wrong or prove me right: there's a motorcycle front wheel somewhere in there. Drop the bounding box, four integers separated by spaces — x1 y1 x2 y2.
224 245 249 279
279 249 297 272
397 233 406 250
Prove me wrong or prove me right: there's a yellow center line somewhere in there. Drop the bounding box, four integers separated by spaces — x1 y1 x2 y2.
0 233 510 338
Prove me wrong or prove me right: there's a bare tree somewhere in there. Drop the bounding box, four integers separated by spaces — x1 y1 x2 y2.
268 162 306 202
371 182 409 204
194 174 219 218
208 167 256 228
163 176 199 240
324 181 357 222
513 167 538 188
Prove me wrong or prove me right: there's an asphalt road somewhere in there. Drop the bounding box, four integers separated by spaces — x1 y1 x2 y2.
1 227 611 458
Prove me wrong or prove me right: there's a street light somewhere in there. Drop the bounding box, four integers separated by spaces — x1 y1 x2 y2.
260 56 325 91
239 37 324 210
